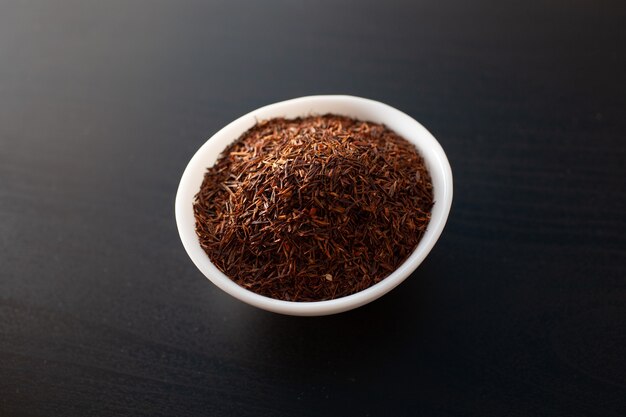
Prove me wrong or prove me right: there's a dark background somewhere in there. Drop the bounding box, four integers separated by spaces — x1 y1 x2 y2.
1 0 625 416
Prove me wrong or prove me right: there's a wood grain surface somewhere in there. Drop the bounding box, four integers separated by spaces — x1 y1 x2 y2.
1 1 625 416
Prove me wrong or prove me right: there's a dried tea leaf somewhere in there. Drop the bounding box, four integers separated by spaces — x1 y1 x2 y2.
193 115 433 302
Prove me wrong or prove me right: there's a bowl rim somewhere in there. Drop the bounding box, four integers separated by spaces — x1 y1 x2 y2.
175 95 453 316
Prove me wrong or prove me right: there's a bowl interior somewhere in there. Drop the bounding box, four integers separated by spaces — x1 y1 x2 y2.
175 95 452 316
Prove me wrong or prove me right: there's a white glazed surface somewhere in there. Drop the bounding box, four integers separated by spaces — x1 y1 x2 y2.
175 95 453 316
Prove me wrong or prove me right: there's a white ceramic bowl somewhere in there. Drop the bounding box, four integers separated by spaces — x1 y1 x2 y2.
175 95 453 316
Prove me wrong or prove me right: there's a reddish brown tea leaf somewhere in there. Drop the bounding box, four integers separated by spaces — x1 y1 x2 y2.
193 115 433 302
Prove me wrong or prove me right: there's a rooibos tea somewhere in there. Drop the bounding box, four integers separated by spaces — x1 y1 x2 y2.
193 115 433 301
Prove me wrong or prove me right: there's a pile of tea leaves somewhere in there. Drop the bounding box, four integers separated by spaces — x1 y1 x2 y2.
193 115 433 301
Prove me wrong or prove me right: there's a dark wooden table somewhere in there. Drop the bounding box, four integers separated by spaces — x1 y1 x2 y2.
2 1 625 416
